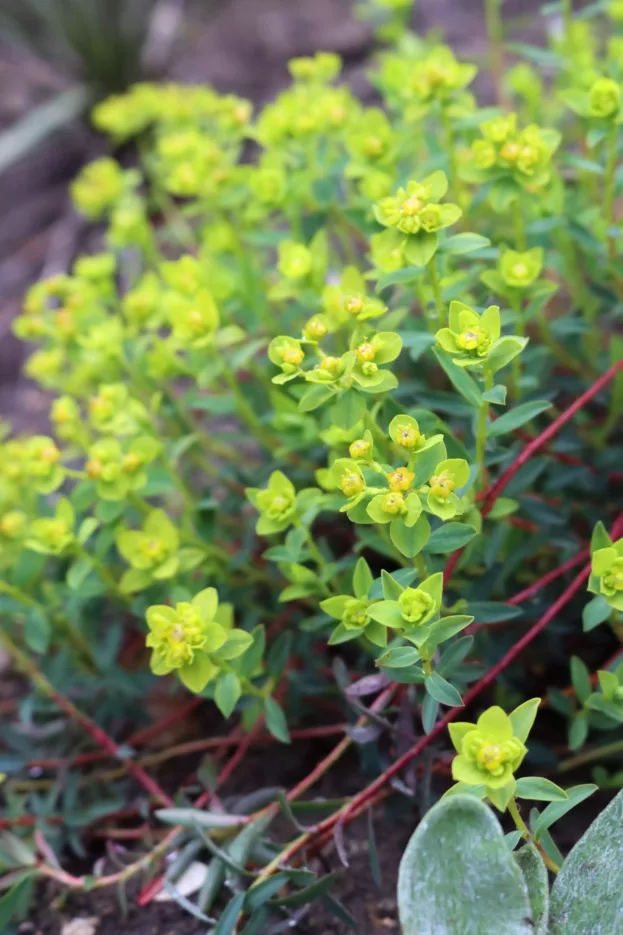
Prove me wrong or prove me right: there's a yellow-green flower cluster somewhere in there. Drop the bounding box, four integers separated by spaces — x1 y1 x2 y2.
436 301 527 373
146 588 252 692
461 113 561 191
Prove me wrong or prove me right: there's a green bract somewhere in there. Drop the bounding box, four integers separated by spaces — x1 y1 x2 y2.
246 471 297 534
320 558 386 646
116 509 180 592
590 534 623 611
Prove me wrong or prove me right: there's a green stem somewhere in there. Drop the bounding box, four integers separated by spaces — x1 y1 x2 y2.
511 292 524 402
427 257 443 331
508 797 530 839
604 126 619 258
513 199 526 251
0 582 95 667
221 363 276 451
476 369 493 488
508 796 560 873
415 553 428 580
484 0 504 107
73 544 126 603
441 106 458 199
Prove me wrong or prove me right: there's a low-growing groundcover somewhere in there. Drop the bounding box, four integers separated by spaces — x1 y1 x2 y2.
2 0 623 930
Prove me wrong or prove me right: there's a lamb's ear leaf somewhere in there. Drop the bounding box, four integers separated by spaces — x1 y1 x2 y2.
515 843 549 935
549 788 623 934
397 795 532 935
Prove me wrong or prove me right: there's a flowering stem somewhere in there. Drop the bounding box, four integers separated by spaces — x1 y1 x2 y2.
484 0 504 107
508 796 529 839
509 797 560 873
427 257 444 330
511 293 524 401
441 106 459 199
604 126 618 258
513 199 526 251
476 368 493 488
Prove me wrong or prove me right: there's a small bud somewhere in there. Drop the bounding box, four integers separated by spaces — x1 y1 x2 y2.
340 472 365 497
349 439 371 459
356 342 376 364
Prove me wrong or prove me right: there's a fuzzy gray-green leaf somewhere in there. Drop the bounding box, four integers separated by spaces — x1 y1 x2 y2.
515 843 548 935
549 788 623 934
397 795 532 935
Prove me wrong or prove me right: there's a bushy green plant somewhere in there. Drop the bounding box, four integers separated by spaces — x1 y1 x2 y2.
1 0 623 929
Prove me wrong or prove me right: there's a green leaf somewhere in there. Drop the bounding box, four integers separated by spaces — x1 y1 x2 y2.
0 877 35 929
214 893 245 934
570 656 592 703
352 557 373 600
582 595 611 632
549 788 623 934
331 391 366 430
244 874 291 912
509 698 540 743
376 646 420 668
398 796 533 935
404 331 437 362
375 266 424 293
487 401 551 438
421 691 439 734
424 672 463 707
390 514 431 558
403 231 438 267
532 784 597 841
424 523 477 554
466 601 523 623
156 808 244 829
515 777 568 802
263 696 290 744
515 844 549 935
66 556 94 591
439 232 491 255
381 569 407 600
423 615 473 652
24 609 51 653
433 348 483 408
215 672 242 718
298 384 335 412
483 383 507 405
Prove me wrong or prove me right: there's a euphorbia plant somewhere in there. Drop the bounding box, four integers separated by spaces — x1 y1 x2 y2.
1 0 623 930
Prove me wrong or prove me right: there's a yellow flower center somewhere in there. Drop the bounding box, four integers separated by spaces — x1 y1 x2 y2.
429 471 455 499
305 317 327 339
457 326 487 351
320 356 341 374
345 296 364 316
40 445 60 464
86 458 103 479
382 492 405 514
395 425 420 449
122 452 141 473
477 743 504 772
281 346 304 366
500 141 520 162
400 196 423 216
349 439 370 459
388 467 414 492
340 472 365 497
364 135 383 156
356 342 376 364
143 538 164 559
0 512 25 537
512 263 527 279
